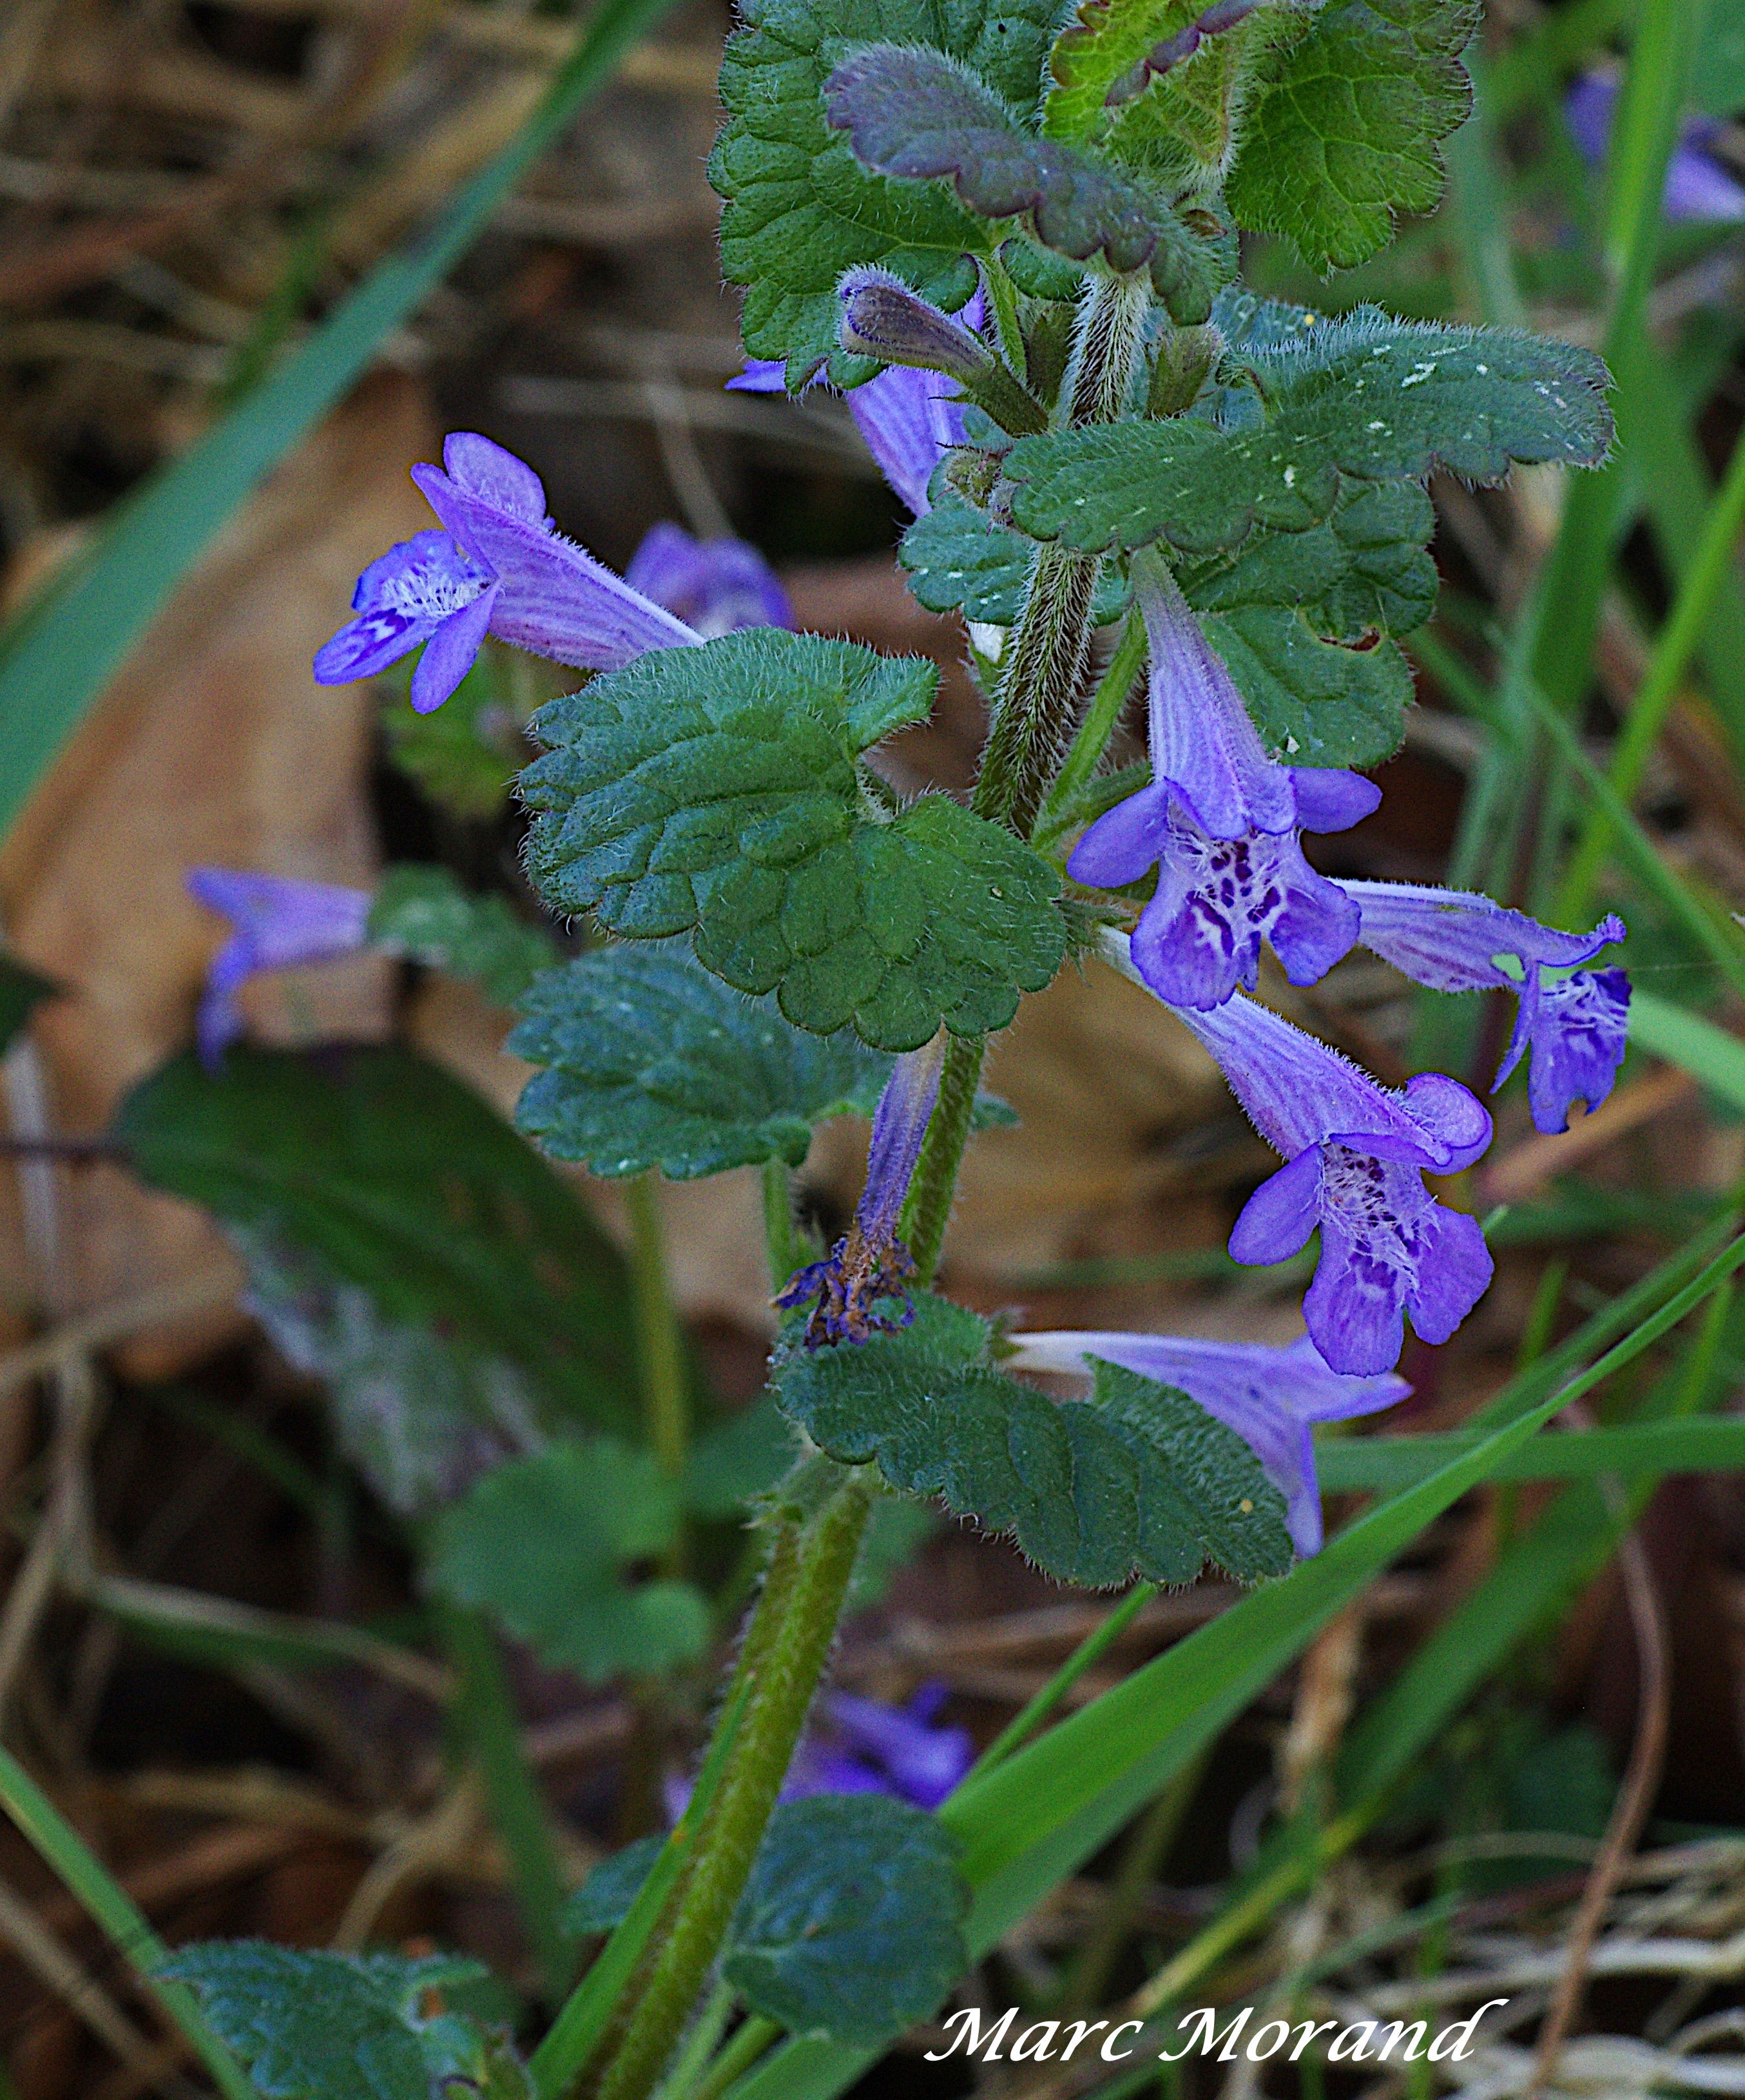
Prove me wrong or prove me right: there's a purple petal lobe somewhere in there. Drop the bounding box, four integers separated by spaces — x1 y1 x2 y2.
1067 782 1173 887
1398 1072 1493 1171
726 358 791 394
410 583 499 713
441 432 548 521
1524 966 1631 1133
1405 1205 1494 1346
313 606 427 685
1345 881 1623 994
1230 1146 1322 1264
1288 769 1381 832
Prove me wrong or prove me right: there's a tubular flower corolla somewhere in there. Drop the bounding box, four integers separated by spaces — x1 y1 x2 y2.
1069 553 1376 1010
314 433 696 712
186 869 372 1067
775 1033 947 1345
1008 1329 1409 1555
1103 932 1494 1374
1341 882 1629 1135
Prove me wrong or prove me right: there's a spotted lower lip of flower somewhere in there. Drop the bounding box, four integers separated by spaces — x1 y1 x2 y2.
186 869 373 1067
1008 1330 1409 1556
1100 930 1494 1374
622 521 793 637
314 433 699 713
1340 881 1629 1134
774 1034 947 1347
1068 552 1376 1009
727 291 986 518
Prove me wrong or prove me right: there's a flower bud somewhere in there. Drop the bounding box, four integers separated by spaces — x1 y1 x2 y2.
837 267 996 384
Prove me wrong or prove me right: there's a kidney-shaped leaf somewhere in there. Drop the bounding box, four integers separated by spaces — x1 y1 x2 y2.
519 631 1063 1051
726 1795 970 2043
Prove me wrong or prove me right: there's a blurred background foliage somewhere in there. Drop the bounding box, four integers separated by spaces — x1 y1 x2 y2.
3 0 1745 2094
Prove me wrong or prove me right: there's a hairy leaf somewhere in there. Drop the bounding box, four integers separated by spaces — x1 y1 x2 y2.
775 1296 1293 1586
161 1943 519 2100
519 632 1064 1050
564 1835 666 1934
426 1440 711 1683
1002 312 1612 555
236 1229 544 1518
559 1800 970 2047
1175 482 1436 766
511 946 889 1179
822 44 1228 317
709 0 1056 380
1224 0 1480 271
900 496 1132 628
726 1797 969 2043
0 952 54 1054
115 1046 637 1435
369 865 559 1007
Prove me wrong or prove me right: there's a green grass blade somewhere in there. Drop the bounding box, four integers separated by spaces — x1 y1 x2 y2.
720 1226 1745 2100
1628 990 1745 1114
0 1744 255 2099
0 0 682 846
1316 1415 1745 1493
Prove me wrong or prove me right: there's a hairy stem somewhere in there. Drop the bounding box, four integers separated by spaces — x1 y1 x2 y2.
591 1479 872 2100
906 273 1147 1271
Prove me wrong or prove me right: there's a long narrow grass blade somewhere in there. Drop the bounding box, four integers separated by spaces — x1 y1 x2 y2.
0 0 682 846
0 1744 254 2099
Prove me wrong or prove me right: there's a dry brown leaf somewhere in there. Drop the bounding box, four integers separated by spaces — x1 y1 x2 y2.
0 372 435 1374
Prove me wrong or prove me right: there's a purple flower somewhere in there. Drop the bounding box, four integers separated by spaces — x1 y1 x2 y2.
622 522 793 637
314 434 697 713
786 1686 974 1808
1007 1331 1409 1555
1103 934 1494 1374
1068 554 1377 1009
186 869 372 1067
775 1034 945 1345
1567 70 1745 224
1341 883 1630 1135
728 289 987 517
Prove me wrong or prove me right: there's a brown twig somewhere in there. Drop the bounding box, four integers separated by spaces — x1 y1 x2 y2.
1527 1474 1672 2093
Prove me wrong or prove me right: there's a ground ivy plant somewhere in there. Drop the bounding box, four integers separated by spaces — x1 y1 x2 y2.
153 1 1628 2092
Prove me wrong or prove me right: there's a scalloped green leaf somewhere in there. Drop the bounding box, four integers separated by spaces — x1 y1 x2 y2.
426 1440 710 1684
774 1296 1293 1586
1224 0 1480 271
900 496 1133 628
519 632 1065 1051
1002 312 1612 556
510 946 889 1180
724 1796 969 2043
160 1943 524 2100
1175 481 1436 766
709 0 1057 381
114 1046 637 1435
369 865 559 1007
822 44 1229 318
